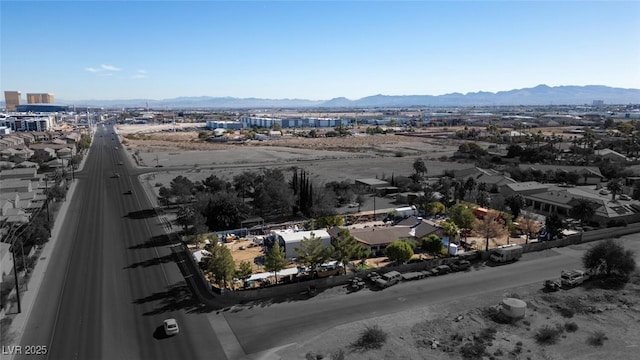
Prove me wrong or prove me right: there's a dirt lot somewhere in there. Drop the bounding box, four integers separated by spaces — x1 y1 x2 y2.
276 276 640 360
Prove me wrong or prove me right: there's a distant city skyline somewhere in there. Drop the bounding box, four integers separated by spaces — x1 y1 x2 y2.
1 1 639 101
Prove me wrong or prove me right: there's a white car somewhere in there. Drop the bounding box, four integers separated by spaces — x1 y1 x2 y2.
163 318 179 336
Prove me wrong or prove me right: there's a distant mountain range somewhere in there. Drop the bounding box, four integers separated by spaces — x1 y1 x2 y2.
38 85 640 108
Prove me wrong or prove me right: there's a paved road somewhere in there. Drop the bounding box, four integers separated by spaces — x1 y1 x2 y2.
15 125 225 360
221 237 640 357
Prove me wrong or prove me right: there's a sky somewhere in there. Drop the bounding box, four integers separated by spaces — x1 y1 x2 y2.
1 1 639 101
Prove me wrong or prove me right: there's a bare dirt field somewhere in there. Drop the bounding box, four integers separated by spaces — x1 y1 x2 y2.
116 124 639 359
118 124 473 193
276 276 640 360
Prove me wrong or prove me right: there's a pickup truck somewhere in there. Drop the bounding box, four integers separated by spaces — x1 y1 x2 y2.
374 271 403 289
560 269 590 288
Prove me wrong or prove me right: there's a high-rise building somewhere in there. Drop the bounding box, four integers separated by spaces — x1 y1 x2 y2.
4 91 22 111
27 93 55 104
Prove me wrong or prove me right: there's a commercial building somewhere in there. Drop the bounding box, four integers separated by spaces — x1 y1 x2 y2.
4 91 21 111
0 114 55 132
27 93 54 104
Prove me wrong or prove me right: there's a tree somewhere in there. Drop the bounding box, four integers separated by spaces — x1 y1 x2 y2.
331 228 365 274
515 215 542 244
545 213 564 240
606 179 623 202
421 234 443 257
202 242 235 288
413 158 427 177
294 232 333 275
582 240 636 282
427 202 446 216
176 205 195 232
474 210 509 252
448 203 476 230
505 194 526 220
264 242 287 284
316 215 345 228
385 240 414 264
569 199 597 226
235 261 253 288
198 192 247 231
475 190 491 207
441 220 459 256
169 175 194 203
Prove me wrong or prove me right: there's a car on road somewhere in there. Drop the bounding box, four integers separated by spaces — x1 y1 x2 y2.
112 173 120 178
450 260 472 272
124 189 132 195
619 194 631 200
431 265 452 276
163 318 179 336
118 161 123 165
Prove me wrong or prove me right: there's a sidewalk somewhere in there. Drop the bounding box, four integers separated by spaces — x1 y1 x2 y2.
1 147 90 357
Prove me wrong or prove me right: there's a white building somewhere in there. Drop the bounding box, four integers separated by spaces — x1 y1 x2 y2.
271 229 332 259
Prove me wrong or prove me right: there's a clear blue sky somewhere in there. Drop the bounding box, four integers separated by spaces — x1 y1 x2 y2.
1 1 639 101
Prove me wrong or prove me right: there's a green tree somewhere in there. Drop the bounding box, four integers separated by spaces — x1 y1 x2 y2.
427 202 446 216
475 190 491 207
505 194 526 219
264 242 287 284
77 133 92 151
176 205 195 232
448 203 476 230
441 220 459 255
606 179 623 202
294 232 333 274
569 199 597 226
413 158 427 177
582 240 636 282
202 243 235 288
421 234 443 257
316 215 345 228
198 192 247 231
545 213 564 240
331 228 365 274
235 261 253 288
385 240 414 264
170 175 194 203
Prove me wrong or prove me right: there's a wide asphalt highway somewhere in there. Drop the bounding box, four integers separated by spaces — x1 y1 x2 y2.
16 124 225 360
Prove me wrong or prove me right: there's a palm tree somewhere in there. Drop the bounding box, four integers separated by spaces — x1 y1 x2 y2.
569 199 597 226
606 179 623 201
441 221 459 256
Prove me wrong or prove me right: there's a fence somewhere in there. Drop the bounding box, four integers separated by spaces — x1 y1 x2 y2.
175 223 640 304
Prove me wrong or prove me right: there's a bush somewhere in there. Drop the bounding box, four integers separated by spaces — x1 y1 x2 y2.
351 325 387 351
460 342 486 359
587 331 608 346
534 325 563 345
558 307 575 318
331 349 345 360
564 322 579 332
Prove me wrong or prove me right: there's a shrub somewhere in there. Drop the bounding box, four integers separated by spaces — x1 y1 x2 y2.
564 322 579 332
351 325 387 351
478 327 497 343
587 331 608 346
460 342 486 359
331 349 345 360
558 307 575 318
534 325 563 345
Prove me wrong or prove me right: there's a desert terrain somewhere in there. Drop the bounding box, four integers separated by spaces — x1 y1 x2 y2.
113 123 640 360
